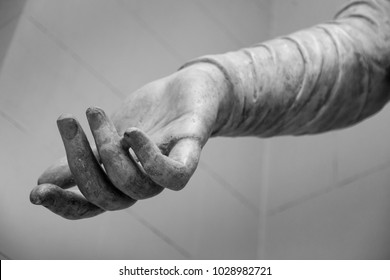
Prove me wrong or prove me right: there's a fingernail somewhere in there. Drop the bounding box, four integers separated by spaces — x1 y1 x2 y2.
123 127 138 139
86 106 106 130
57 114 79 140
124 128 148 149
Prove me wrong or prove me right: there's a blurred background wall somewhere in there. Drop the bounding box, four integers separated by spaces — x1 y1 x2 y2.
1 0 389 260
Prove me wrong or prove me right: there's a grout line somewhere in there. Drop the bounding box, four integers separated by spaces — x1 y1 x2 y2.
128 209 192 259
268 159 390 217
0 109 28 134
115 0 185 63
256 139 270 259
338 160 390 187
27 15 125 100
194 1 245 49
198 161 260 217
0 11 24 78
0 249 12 260
0 109 58 155
332 132 340 186
0 11 23 32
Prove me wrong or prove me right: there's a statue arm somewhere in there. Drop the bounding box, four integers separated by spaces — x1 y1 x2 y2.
181 0 390 137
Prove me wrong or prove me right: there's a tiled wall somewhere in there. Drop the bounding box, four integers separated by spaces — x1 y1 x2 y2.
263 0 390 259
1 0 389 260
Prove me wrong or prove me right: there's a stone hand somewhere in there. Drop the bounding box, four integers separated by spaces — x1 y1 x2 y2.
30 63 229 219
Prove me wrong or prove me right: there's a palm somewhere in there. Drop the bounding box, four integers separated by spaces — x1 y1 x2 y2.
112 74 218 153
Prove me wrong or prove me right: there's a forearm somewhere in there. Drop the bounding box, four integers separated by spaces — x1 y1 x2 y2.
182 0 390 137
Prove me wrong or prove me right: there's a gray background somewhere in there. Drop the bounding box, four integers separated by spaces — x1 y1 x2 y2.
1 0 390 259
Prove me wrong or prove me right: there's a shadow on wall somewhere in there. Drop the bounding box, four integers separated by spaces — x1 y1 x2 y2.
0 0 26 74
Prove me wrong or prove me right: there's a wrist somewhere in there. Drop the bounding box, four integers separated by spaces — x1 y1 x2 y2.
177 61 237 137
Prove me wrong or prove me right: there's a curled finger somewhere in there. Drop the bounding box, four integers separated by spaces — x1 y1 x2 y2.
123 128 202 190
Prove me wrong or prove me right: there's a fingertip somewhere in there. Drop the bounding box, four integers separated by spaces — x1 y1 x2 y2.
30 184 55 206
57 114 79 140
86 106 104 115
57 113 74 121
123 127 153 151
30 189 42 205
30 185 44 205
123 127 142 141
86 106 107 130
30 184 106 220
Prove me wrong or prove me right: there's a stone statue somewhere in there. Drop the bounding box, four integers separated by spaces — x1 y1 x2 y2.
30 0 390 219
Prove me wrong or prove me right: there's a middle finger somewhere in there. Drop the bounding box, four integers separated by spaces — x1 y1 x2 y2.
57 114 136 211
86 107 163 200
